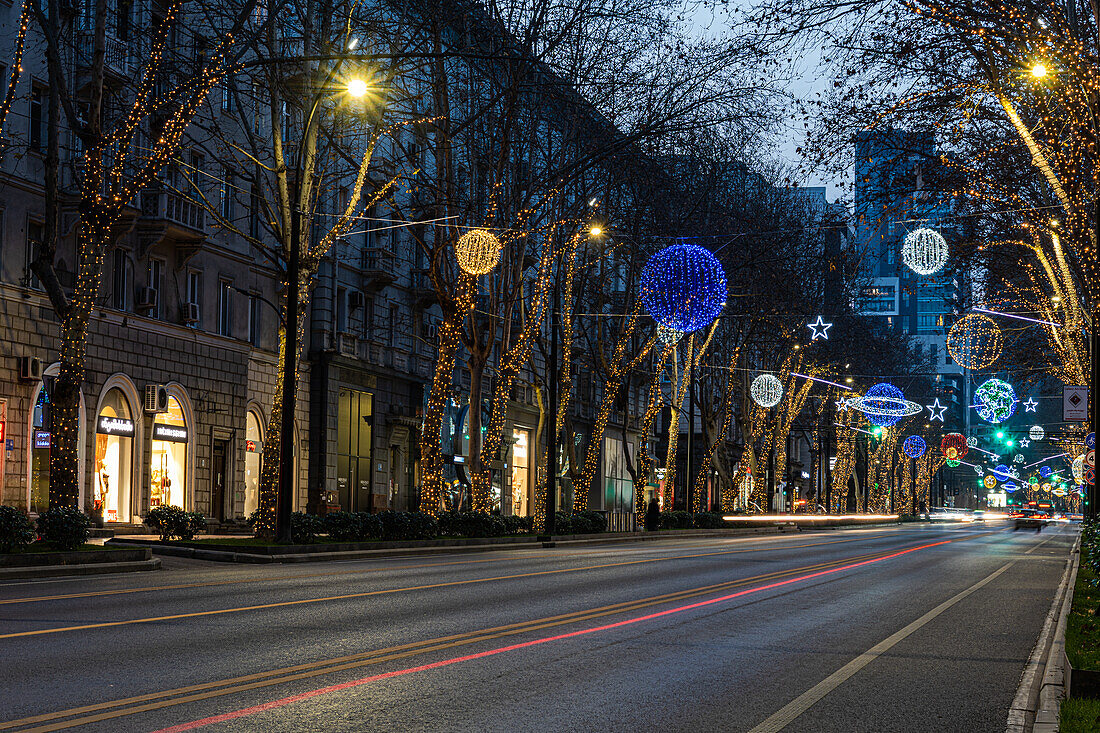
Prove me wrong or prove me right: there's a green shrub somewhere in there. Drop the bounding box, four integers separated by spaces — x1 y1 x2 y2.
438 511 507 537
323 511 363 541
405 511 438 540
144 506 206 541
290 512 324 543
376 510 439 541
0 506 37 553
659 511 693 530
36 506 91 551
692 512 725 529
572 510 607 534
551 511 573 534
502 514 534 535
356 512 383 540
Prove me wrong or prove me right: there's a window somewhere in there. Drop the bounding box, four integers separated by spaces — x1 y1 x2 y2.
218 280 232 336
336 287 347 333
25 220 43 290
113 249 132 311
389 305 397 347
930 343 939 364
220 168 233 221
248 294 260 346
363 295 374 339
148 259 164 318
29 87 45 151
115 0 132 41
860 284 895 313
186 270 202 327
221 75 235 113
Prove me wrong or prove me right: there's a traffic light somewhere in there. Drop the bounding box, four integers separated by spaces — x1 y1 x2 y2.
996 431 1004 440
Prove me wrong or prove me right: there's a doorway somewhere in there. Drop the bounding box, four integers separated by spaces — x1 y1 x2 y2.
211 440 227 521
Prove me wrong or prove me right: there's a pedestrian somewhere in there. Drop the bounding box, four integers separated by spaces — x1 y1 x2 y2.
644 497 660 532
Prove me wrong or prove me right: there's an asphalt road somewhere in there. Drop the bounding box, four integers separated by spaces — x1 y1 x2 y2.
0 521 1076 733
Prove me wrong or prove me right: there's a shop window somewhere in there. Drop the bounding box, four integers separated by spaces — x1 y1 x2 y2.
150 395 188 509
243 411 263 518
94 388 135 523
29 387 50 514
510 429 530 516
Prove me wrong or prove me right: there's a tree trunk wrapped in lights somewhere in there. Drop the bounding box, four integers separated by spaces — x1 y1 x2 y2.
634 343 674 518
830 408 858 513
691 345 741 513
663 335 692 510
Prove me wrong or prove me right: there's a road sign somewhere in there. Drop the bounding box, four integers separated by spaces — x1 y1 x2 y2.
1064 386 1088 421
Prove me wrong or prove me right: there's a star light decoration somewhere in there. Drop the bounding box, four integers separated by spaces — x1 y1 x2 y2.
806 316 832 340
1023 397 1038 412
926 398 948 422
947 313 1003 370
901 227 949 275
639 242 727 332
974 378 1017 424
750 374 784 408
1020 438 1031 447
454 229 503 275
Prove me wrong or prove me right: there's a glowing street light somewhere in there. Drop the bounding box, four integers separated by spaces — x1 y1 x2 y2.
1031 63 1048 78
347 78 369 98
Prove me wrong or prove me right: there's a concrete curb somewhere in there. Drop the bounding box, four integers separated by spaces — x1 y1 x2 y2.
0 558 161 580
1007 529 1081 733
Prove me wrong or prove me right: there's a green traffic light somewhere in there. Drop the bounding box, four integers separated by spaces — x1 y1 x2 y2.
996 431 1004 440
1007 440 1014 447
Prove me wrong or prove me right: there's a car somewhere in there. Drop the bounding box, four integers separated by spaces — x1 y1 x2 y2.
1014 509 1045 532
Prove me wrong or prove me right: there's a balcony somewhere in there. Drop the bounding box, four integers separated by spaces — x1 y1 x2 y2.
361 248 398 291
76 32 131 82
138 189 206 259
411 268 437 309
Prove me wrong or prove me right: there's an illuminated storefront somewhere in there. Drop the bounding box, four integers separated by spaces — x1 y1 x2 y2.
150 396 189 509
509 429 531 516
243 410 263 518
94 389 135 523
29 388 51 514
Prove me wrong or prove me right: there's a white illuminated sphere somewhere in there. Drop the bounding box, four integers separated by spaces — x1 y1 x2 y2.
901 228 948 275
1029 425 1045 441
455 229 502 275
751 374 783 408
1073 455 1086 484
966 436 977 448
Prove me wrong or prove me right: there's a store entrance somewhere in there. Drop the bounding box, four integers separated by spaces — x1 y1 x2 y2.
211 440 227 521
336 388 373 511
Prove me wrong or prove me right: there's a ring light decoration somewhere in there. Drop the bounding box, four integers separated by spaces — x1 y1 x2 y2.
973 465 984 475
901 228 949 275
974 378 1017 424
1029 425 1045 442
993 464 1014 481
940 433 969 461
454 229 503 275
947 313 1003 370
846 382 922 427
902 435 927 458
966 436 977 448
750 374 784 408
639 242 728 332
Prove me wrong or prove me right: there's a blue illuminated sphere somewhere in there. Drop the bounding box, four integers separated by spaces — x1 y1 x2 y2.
639 242 727 332
902 435 926 458
1039 466 1053 478
863 382 906 427
993 464 1013 481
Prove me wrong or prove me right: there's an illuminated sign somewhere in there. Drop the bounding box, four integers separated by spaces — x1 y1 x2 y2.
152 424 188 443
245 439 262 453
33 430 50 449
96 416 134 436
0 421 4 442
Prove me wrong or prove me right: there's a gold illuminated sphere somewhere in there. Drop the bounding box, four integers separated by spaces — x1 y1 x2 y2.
947 313 1003 370
454 229 502 275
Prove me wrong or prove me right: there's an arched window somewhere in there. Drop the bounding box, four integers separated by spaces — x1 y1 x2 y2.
150 396 189 509
243 410 263 518
94 388 136 522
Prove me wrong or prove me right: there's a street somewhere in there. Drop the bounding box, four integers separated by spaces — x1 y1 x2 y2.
0 522 1076 732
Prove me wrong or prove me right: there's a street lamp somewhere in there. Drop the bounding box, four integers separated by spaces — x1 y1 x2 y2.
347 78 368 98
1031 63 1048 79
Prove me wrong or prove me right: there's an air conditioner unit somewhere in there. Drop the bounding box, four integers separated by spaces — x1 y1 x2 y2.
348 291 365 310
18 356 42 382
144 384 169 413
136 287 158 311
182 302 200 324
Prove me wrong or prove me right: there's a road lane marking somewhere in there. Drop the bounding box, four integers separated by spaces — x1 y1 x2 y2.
142 539 962 733
745 529 1063 733
0 551 893 732
0 535 887 606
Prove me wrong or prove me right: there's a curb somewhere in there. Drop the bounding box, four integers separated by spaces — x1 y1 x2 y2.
0 558 161 581
1008 529 1081 733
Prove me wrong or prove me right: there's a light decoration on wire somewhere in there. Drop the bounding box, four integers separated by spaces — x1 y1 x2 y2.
454 229 503 275
1029 476 1040 487
973 465 984 476
966 436 977 448
926 398 948 422
1020 438 1030 447
1014 454 1025 464
1073 454 1086 484
750 374 784 408
984 475 997 489
1023 397 1039 412
1039 465 1053 478
940 433 969 461
901 228 949 275
974 378 1017 423
947 313 1003 370
946 459 960 468
806 316 833 340
846 382 922 427
656 324 683 347
902 435 926 458
1029 425 1045 441
639 242 727 332
994 464 1015 481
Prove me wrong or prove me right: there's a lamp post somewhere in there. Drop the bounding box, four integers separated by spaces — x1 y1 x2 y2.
275 70 369 543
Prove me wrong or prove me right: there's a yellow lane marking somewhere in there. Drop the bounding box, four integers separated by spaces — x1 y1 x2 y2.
0 549 897 732
0 534 879 606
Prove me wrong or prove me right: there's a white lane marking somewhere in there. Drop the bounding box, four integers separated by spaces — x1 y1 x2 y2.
747 528 1063 733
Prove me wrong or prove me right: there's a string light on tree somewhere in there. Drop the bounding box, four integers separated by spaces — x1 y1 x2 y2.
974 378 1017 423
750 373 784 408
901 228 949 275
947 313 1003 370
639 241 727 332
656 324 682 347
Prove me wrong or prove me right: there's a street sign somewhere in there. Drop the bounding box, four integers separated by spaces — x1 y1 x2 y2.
1064 386 1088 421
